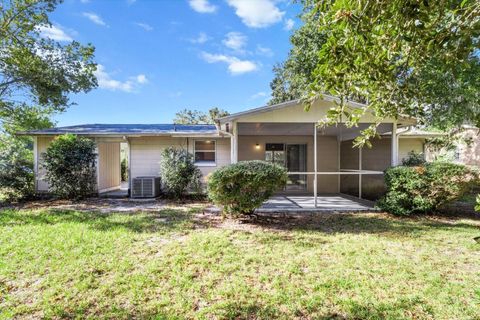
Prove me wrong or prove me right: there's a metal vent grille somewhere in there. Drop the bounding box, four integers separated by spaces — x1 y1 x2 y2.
142 179 153 197
131 177 161 198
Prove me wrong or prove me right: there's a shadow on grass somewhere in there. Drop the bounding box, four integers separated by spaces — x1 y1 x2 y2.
0 208 203 234
246 213 480 236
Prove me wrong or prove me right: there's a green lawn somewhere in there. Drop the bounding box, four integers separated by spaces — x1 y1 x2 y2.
1 207 479 319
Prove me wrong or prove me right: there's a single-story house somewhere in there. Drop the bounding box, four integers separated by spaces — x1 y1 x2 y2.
20 96 442 204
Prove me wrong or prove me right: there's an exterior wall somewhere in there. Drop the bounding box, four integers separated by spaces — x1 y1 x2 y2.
129 136 231 183
97 142 121 192
237 135 339 193
455 128 480 166
425 127 480 167
36 136 54 192
399 138 424 164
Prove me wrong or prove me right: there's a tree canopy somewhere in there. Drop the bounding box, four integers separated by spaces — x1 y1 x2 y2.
271 0 480 146
0 0 97 134
174 107 230 124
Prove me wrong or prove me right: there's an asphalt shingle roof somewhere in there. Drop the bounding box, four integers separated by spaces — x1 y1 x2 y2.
19 124 218 136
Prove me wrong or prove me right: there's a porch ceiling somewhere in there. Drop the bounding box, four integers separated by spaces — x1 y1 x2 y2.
238 122 394 140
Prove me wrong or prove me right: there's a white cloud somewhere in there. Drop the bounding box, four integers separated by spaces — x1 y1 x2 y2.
189 32 210 44
82 12 107 26
189 0 217 13
201 52 258 75
94 65 147 92
256 45 273 57
135 74 148 84
135 22 153 31
251 91 267 99
169 91 183 98
226 0 284 28
222 32 247 52
284 18 295 31
38 24 73 42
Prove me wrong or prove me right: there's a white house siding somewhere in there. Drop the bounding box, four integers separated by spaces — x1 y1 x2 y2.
97 142 121 192
237 135 339 193
36 136 54 192
129 136 231 183
398 138 424 164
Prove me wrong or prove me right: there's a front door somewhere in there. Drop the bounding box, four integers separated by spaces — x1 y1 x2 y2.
265 143 307 191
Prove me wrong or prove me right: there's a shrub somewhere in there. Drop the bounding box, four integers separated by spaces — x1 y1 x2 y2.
401 150 426 166
0 137 34 203
378 162 475 215
207 160 288 215
43 134 97 199
159 147 202 198
121 158 128 182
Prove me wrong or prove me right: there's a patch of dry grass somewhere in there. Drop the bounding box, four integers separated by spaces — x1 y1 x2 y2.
1 207 479 319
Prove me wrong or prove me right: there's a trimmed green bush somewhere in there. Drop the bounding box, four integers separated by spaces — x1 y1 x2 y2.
401 150 426 167
0 137 34 203
378 162 476 215
159 147 202 198
121 158 128 182
43 134 97 199
207 160 288 215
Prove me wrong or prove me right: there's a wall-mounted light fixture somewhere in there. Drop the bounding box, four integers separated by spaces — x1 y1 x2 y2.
255 143 260 150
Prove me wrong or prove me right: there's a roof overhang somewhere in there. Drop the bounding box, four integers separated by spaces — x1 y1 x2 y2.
217 95 416 125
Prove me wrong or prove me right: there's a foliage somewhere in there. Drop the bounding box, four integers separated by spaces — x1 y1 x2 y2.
42 134 97 199
269 11 327 105
174 107 229 124
0 136 34 202
274 0 480 146
401 150 426 167
207 160 288 215
121 158 128 182
475 194 480 212
159 147 202 198
0 0 97 135
378 162 475 215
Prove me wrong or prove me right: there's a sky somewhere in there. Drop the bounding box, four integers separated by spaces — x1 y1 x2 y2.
41 0 302 126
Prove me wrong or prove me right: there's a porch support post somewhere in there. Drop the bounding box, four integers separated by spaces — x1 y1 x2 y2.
314 123 318 208
33 136 38 192
231 121 238 163
127 137 131 197
358 146 362 199
337 129 342 193
94 138 100 194
391 122 398 166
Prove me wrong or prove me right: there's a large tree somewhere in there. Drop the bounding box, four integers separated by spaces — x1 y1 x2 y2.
272 0 480 146
269 13 327 106
0 0 97 201
0 0 97 134
174 107 229 124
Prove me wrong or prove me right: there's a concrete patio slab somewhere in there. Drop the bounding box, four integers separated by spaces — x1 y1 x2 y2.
257 194 376 213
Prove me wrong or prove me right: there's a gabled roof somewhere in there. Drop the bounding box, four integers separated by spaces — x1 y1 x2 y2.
18 124 218 136
216 96 416 125
381 127 446 138
216 95 368 123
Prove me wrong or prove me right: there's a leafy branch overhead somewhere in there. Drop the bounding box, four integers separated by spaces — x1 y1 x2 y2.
174 107 229 124
271 0 480 146
0 0 97 133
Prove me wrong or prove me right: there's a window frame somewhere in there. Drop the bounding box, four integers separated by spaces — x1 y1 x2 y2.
193 139 217 167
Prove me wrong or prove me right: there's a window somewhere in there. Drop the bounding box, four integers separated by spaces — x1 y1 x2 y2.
194 140 216 166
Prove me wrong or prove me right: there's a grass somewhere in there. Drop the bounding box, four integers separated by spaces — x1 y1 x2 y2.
1 207 479 319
